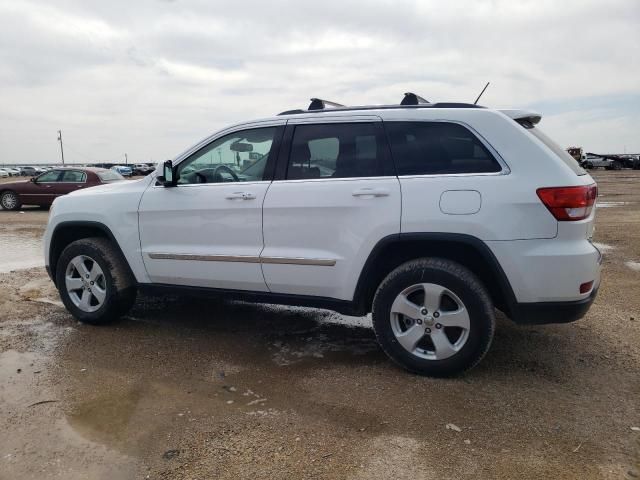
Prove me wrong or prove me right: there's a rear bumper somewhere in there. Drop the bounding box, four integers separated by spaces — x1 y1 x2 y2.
510 286 598 325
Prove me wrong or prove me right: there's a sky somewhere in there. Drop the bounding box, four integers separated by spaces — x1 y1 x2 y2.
0 0 638 165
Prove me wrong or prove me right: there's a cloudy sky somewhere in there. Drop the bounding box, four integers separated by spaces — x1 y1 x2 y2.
0 0 638 165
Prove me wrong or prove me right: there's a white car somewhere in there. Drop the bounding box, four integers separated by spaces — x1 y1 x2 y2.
43 94 601 376
0 169 8 178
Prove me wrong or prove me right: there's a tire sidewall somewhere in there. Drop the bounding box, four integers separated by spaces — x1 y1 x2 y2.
56 241 122 324
373 260 494 376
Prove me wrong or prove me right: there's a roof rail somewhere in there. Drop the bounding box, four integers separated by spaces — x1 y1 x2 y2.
400 92 430 105
308 98 344 110
277 96 483 115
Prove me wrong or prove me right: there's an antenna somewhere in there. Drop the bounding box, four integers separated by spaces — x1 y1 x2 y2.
474 82 490 105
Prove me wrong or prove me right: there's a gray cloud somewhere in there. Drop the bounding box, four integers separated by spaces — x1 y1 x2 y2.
0 0 639 164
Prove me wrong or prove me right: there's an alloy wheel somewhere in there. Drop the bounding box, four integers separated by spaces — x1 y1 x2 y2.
1 192 18 210
390 283 471 360
65 255 107 313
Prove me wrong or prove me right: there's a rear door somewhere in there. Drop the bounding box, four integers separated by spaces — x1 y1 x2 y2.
56 170 89 198
261 117 401 300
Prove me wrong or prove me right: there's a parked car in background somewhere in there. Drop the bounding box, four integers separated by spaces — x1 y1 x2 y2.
581 154 622 170
19 166 39 176
0 169 8 178
620 155 640 169
0 167 125 210
0 168 18 177
133 163 153 176
111 165 133 177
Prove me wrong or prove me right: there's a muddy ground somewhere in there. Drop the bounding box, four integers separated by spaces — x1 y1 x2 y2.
1 170 639 479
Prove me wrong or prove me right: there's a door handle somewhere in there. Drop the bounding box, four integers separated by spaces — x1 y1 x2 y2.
352 188 389 197
225 192 256 200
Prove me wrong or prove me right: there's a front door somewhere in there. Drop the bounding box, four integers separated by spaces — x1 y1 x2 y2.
138 124 283 290
261 119 401 301
20 170 62 205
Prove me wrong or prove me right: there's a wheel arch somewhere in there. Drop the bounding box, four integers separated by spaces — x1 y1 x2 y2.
49 221 134 286
353 233 518 318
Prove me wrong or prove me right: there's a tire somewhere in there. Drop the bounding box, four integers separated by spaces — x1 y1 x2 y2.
1 190 21 210
584 162 593 170
612 161 622 171
56 237 137 325
372 258 495 377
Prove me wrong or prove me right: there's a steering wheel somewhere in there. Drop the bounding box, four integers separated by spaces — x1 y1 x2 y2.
212 165 239 182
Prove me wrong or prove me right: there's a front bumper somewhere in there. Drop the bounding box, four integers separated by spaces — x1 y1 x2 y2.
510 286 599 325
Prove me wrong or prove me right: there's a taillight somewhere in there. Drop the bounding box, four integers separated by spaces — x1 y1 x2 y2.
536 184 598 221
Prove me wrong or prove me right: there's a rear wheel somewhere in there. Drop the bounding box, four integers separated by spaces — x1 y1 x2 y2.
1 190 21 210
372 258 495 377
56 237 136 325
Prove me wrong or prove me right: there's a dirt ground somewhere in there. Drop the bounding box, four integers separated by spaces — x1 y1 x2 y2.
1 170 639 480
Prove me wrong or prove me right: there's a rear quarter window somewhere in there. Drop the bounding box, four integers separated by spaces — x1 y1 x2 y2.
385 122 502 175
518 121 586 175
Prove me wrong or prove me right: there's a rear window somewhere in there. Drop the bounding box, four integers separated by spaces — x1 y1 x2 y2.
97 170 124 182
385 122 502 175
518 121 586 175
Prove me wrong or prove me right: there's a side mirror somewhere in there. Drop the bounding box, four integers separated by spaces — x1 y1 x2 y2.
157 160 176 187
30 177 36 183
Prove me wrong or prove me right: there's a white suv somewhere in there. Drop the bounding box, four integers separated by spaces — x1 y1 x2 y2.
43 95 601 376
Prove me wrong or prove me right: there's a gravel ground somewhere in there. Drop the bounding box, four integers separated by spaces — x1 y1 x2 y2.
0 170 639 479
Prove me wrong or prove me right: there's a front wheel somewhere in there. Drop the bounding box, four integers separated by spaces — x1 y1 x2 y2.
56 237 137 325
1 190 21 210
372 258 495 377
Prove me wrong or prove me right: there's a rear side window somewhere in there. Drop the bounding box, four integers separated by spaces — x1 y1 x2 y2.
61 170 87 182
385 122 502 175
286 123 389 179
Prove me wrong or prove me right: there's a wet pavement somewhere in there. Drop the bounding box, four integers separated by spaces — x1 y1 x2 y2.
1 171 639 479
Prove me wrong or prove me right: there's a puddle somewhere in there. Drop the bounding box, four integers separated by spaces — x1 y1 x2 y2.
596 201 633 208
0 231 43 272
593 242 615 253
625 261 640 272
68 387 145 447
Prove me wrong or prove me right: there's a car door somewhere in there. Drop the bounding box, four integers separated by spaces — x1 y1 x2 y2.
20 170 62 204
56 170 89 198
261 117 401 301
138 123 284 290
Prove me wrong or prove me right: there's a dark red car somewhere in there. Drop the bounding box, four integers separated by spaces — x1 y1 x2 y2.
0 167 125 210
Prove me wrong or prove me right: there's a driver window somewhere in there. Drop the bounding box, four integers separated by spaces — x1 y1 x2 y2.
37 170 61 182
176 127 277 185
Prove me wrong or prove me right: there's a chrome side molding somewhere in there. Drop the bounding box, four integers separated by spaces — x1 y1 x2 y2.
148 253 336 267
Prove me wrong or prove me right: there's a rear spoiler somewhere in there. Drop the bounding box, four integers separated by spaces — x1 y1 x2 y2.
499 109 542 125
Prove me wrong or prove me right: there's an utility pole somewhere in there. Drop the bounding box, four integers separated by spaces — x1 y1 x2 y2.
125 153 128 165
57 130 65 165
